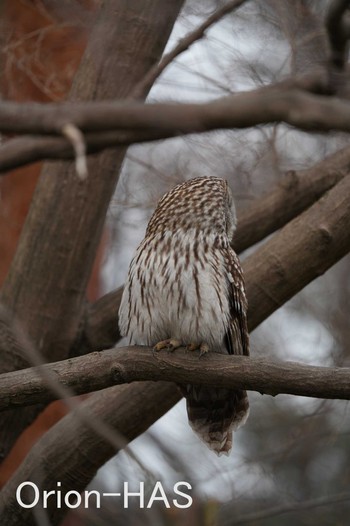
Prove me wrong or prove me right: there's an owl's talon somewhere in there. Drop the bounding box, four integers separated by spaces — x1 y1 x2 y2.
186 343 199 352
153 339 182 352
199 343 209 357
186 342 209 356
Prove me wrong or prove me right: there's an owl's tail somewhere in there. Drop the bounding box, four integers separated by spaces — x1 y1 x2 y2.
182 385 249 455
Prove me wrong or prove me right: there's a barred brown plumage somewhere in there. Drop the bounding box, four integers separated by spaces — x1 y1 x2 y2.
118 176 249 455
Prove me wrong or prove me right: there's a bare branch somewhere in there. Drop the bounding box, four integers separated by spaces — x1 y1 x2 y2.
1 347 350 411
2 84 350 137
244 167 350 329
79 288 124 353
61 123 88 179
132 0 249 98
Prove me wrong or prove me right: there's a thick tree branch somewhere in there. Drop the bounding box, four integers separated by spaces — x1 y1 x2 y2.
2 85 350 136
77 288 124 354
1 83 350 176
1 348 350 411
1 171 350 525
244 171 350 327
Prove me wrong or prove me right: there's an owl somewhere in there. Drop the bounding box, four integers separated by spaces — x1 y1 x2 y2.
118 176 249 455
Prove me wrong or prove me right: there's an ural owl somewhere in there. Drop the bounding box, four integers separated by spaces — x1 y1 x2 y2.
119 177 249 455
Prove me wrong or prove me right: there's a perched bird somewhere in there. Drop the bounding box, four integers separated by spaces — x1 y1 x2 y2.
118 176 249 455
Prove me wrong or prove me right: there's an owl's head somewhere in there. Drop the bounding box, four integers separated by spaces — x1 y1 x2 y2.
146 176 237 241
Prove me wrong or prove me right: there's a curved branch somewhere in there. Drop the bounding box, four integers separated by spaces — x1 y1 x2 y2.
1 347 350 411
132 0 249 98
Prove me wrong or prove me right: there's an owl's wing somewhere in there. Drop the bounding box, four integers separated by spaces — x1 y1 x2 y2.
225 247 249 357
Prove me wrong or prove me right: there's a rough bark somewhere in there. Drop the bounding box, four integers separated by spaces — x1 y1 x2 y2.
0 0 184 460
1 347 350 410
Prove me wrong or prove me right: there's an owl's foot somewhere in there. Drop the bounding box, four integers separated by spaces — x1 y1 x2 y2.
153 339 182 352
186 342 209 357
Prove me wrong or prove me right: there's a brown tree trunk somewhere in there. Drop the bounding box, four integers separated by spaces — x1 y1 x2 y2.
0 0 101 489
0 0 184 472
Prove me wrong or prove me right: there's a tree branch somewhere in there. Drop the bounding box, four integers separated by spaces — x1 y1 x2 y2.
0 73 342 174
1 347 350 411
2 85 350 136
243 169 350 328
132 0 249 98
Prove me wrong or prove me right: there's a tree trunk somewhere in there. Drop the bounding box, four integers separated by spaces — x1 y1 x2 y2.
0 0 184 462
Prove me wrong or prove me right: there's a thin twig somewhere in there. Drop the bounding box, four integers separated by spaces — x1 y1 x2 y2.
62 123 88 179
132 0 249 98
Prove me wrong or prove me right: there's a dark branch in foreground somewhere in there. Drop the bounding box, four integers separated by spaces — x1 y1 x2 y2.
1 347 350 411
0 84 348 137
1 75 349 174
